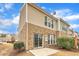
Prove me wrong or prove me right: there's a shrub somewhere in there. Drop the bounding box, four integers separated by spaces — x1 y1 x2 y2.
66 37 74 49
57 37 74 50
57 37 67 49
14 41 25 52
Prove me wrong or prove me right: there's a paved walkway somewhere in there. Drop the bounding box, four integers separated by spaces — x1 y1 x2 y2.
30 48 60 56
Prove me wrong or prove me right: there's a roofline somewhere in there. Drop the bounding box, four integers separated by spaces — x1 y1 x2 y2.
20 3 70 26
19 3 26 13
28 3 70 26
69 29 74 32
60 18 70 26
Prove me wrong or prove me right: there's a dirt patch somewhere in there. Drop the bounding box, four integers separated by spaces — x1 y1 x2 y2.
50 51 79 56
9 49 34 56
0 43 13 56
15 51 34 56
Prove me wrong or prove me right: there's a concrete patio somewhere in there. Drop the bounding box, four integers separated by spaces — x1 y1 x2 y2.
29 48 60 56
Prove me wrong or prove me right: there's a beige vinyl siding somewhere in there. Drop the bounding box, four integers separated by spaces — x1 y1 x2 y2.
60 21 69 32
28 4 57 30
19 4 26 32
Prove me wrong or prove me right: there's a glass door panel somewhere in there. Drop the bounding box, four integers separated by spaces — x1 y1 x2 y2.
39 35 42 47
34 34 42 48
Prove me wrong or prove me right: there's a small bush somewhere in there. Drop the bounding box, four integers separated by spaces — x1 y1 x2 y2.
57 37 67 49
14 41 25 52
57 37 74 50
66 37 74 49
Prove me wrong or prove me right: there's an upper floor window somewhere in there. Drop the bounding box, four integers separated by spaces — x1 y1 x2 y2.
44 16 54 29
51 20 53 28
62 26 67 31
48 22 51 27
45 16 47 26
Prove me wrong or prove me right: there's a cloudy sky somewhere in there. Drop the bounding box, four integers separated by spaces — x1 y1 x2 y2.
0 3 23 34
36 3 79 33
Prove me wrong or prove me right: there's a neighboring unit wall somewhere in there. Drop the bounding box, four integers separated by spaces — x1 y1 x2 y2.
67 29 74 37
57 19 70 37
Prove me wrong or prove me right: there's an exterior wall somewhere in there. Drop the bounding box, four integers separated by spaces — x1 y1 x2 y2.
28 23 57 50
19 4 26 32
56 31 67 38
67 30 74 37
28 4 57 30
18 23 28 50
19 4 28 50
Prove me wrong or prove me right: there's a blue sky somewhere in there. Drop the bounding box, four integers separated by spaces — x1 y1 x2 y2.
0 3 23 34
0 3 79 34
36 3 79 33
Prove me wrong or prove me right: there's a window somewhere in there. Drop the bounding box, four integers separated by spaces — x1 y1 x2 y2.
48 35 50 44
48 34 55 44
48 22 51 27
62 26 67 31
45 16 47 26
51 20 53 28
44 16 54 28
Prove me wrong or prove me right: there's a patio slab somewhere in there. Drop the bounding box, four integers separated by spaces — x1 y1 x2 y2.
29 48 60 56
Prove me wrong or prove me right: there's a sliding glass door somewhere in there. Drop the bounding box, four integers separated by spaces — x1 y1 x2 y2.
34 33 42 48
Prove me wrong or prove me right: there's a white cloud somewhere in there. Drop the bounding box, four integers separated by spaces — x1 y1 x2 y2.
41 6 46 9
51 9 72 18
0 30 10 34
70 24 79 29
0 14 19 34
12 15 20 25
0 19 11 26
50 8 79 21
0 3 14 13
4 3 14 10
0 14 19 26
64 14 79 21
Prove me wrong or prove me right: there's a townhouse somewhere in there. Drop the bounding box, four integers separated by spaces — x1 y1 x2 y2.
18 3 71 50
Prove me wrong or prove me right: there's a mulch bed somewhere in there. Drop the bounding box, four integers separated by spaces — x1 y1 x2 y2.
48 45 79 52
